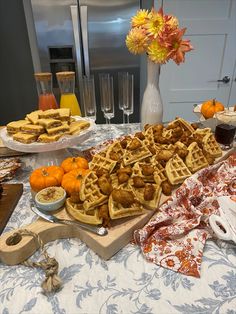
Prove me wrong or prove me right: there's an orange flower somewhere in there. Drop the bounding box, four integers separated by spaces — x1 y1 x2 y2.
166 15 179 30
160 255 181 270
167 28 193 65
163 10 179 34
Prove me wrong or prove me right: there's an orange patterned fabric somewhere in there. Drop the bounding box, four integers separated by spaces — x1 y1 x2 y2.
134 153 236 278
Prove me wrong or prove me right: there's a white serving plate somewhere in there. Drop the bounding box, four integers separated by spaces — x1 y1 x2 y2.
0 117 95 153
193 105 235 131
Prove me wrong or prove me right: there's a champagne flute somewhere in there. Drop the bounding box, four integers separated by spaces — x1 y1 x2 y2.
118 72 127 124
104 76 114 124
81 75 96 121
123 73 134 124
99 73 114 124
99 73 108 123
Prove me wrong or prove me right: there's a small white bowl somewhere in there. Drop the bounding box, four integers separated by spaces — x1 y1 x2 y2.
193 104 236 131
35 186 66 211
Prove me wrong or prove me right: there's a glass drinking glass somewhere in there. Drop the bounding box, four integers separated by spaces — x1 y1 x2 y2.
99 73 107 123
123 73 134 124
81 75 96 121
99 73 114 124
118 72 127 124
215 110 236 150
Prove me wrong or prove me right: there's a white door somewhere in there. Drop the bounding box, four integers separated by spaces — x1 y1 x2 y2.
228 60 236 105
159 0 236 122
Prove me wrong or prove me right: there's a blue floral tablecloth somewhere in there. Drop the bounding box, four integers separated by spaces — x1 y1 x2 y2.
0 124 236 314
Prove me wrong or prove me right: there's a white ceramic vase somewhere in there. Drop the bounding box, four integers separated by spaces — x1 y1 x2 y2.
141 57 163 128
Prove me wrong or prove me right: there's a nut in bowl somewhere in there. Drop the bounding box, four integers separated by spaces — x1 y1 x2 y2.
35 186 66 211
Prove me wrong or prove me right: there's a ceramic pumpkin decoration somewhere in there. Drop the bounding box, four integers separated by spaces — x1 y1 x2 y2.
61 156 89 173
61 168 90 195
30 165 64 192
201 99 224 119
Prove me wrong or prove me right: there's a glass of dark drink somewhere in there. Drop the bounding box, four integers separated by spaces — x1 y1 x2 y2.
215 111 236 150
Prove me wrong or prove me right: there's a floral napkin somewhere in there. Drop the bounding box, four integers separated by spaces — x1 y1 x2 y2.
134 153 236 278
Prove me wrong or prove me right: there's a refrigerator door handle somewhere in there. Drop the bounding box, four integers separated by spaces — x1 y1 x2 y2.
70 5 84 108
80 5 90 77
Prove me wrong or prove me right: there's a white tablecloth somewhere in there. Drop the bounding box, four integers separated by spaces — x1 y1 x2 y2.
0 124 236 314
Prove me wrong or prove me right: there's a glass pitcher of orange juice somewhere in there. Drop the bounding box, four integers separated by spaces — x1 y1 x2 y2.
56 71 81 116
34 72 58 110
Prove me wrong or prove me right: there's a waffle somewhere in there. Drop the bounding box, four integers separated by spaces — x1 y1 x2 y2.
66 198 102 225
132 183 162 210
168 117 195 134
165 154 191 185
162 128 174 140
156 143 176 152
108 190 144 219
202 133 222 158
109 172 131 189
131 162 155 183
193 128 211 137
185 142 209 173
174 141 188 150
106 141 124 161
123 138 151 166
143 126 155 147
89 154 117 173
177 117 195 134
95 146 109 158
110 173 120 189
152 159 167 184
79 171 108 210
193 128 212 145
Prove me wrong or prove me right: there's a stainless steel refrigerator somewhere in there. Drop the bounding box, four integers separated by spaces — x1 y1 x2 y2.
23 0 152 123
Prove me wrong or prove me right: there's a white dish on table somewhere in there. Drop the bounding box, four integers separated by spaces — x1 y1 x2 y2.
193 105 235 131
0 117 95 153
0 117 95 166
35 186 66 211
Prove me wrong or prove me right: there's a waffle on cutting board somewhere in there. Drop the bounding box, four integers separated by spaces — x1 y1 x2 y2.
65 117 223 228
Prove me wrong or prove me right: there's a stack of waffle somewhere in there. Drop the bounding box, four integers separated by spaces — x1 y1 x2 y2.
66 117 223 227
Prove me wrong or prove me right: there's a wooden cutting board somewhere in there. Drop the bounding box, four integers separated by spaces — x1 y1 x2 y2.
0 184 23 235
0 195 168 266
0 149 234 266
